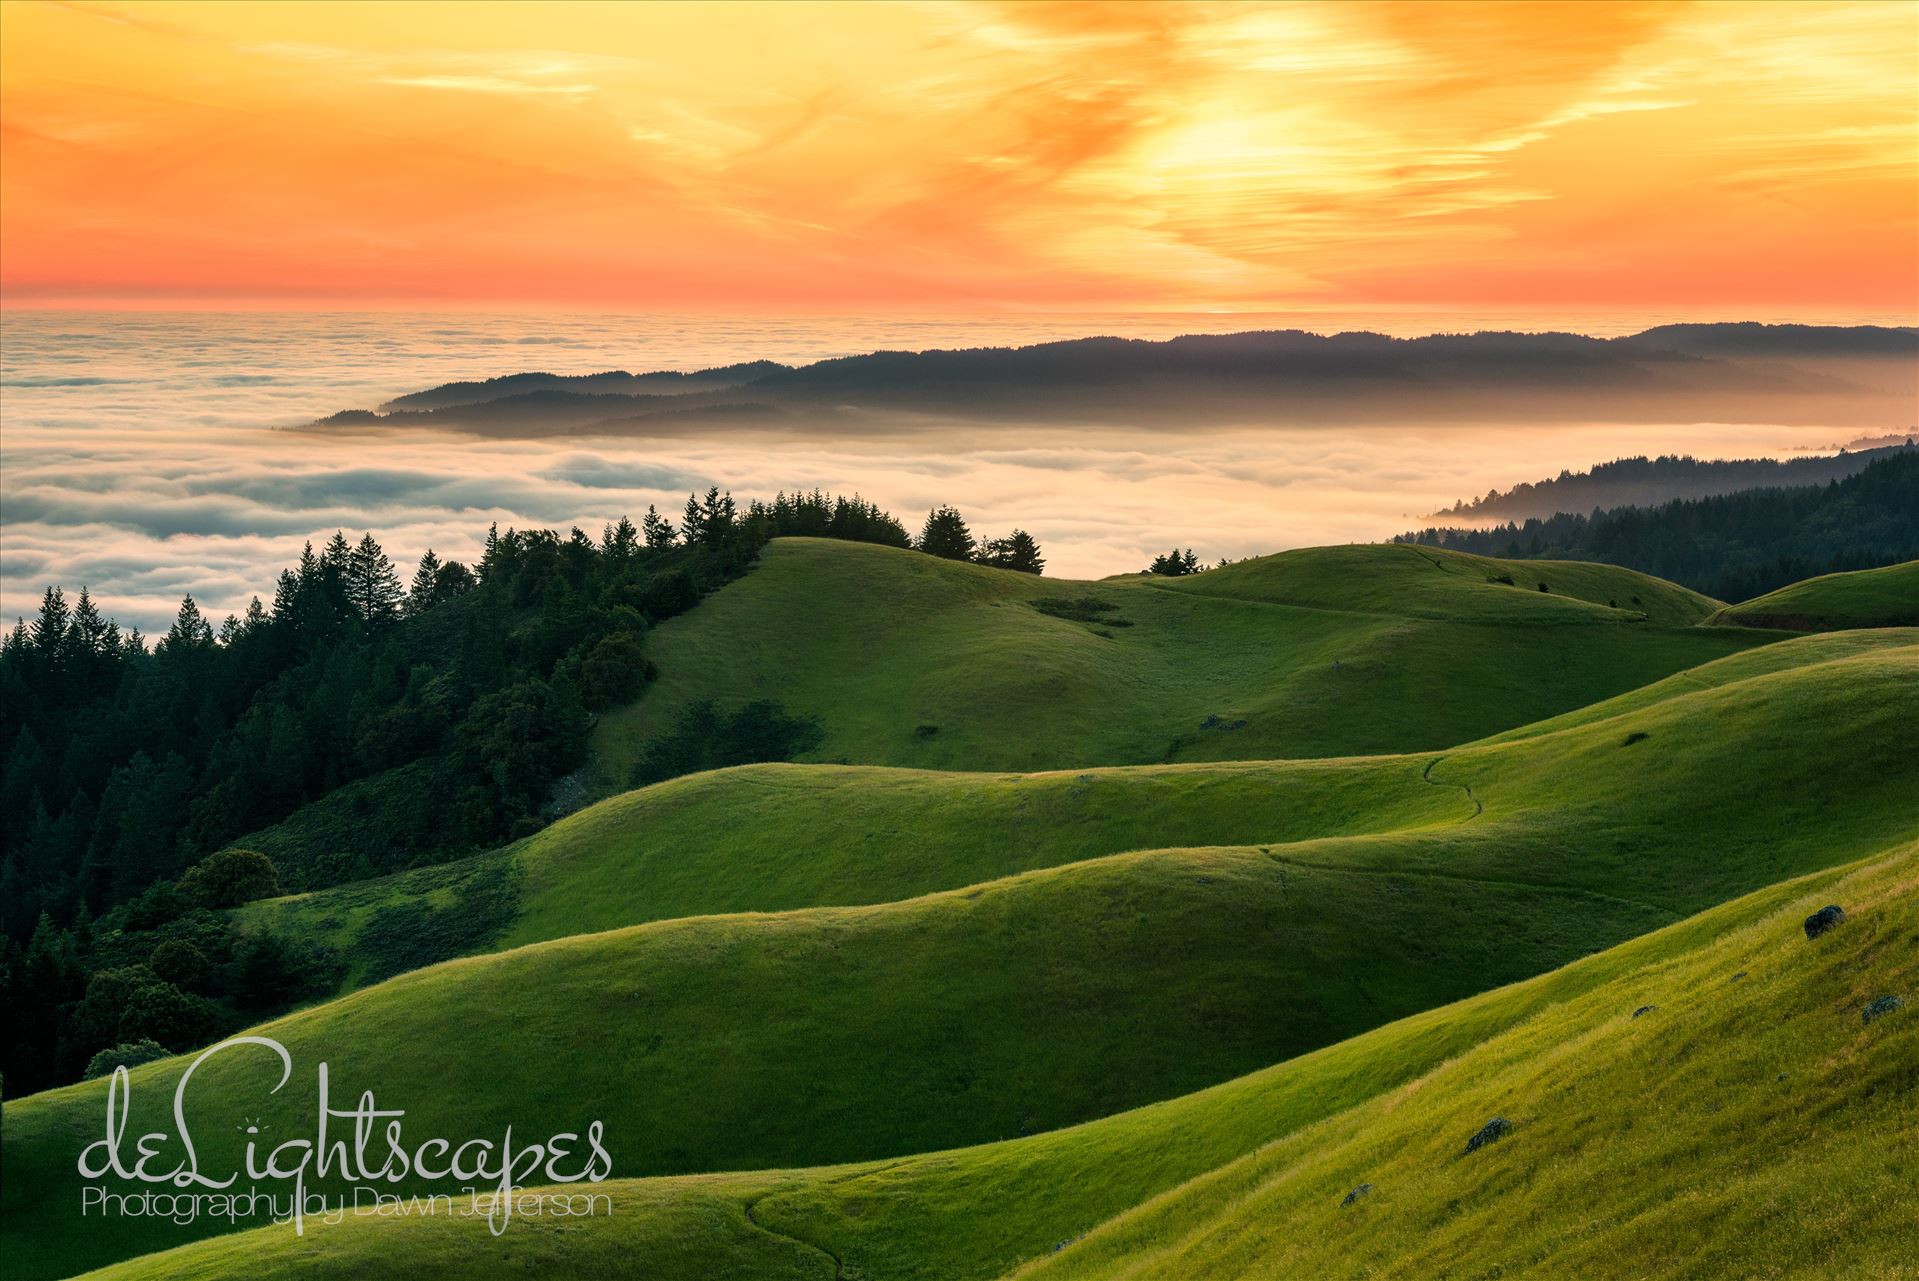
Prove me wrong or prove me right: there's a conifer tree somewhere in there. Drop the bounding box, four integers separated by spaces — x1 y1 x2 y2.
602 517 639 563
978 529 1045 575
641 505 676 550
917 506 976 561
31 586 69 658
346 533 405 625
159 596 214 654
408 549 444 613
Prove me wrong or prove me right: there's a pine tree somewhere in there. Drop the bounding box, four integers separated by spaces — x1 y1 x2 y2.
322 531 353 572
602 517 639 563
978 529 1045 575
917 506 976 561
158 596 214 654
69 588 109 654
31 587 69 659
641 505 676 550
346 533 404 625
1147 548 1201 576
683 493 705 547
408 549 444 614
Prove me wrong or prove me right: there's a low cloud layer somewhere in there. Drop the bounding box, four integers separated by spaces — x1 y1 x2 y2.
1 312 1857 633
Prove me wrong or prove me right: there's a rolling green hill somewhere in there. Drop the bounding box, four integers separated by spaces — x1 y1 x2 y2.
1708 559 1919 630
244 628 1918 992
1146 541 1719 625
73 842 1917 1281
7 646 1915 1279
587 539 1765 789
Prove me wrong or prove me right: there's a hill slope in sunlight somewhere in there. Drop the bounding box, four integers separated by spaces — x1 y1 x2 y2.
587 538 1764 791
6 645 1915 1280
1709 559 1919 630
245 629 1918 991
77 844 1918 1281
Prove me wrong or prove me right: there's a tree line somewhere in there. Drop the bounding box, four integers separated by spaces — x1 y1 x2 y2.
0 486 948 1096
1396 452 1919 602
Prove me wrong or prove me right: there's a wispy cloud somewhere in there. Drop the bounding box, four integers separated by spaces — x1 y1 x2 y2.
2 1 1913 308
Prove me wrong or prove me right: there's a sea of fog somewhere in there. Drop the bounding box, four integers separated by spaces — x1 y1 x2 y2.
0 309 1892 632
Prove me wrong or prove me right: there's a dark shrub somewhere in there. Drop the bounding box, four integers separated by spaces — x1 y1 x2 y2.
640 568 701 622
147 939 210 990
572 631 655 710
116 982 217 1048
83 1040 169 1080
631 699 826 787
180 848 281 909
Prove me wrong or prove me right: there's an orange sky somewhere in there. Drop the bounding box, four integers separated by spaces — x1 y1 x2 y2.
2 0 1915 312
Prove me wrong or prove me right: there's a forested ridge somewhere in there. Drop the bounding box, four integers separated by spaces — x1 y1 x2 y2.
0 488 1039 1096
1400 451 1919 601
1430 441 1914 521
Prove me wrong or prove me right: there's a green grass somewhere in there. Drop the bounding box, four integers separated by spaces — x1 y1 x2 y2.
1708 558 1919 630
1471 627 1918 744
74 843 1917 1281
1147 541 1720 626
241 754 1469 985
8 646 1915 1279
245 631 1917 989
586 539 1768 789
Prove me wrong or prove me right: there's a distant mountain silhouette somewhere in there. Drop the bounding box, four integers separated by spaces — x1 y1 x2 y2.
1621 322 1918 357
310 324 1917 435
379 361 790 412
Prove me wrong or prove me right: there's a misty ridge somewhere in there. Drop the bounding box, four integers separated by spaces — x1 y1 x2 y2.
1434 439 1917 522
307 323 1919 438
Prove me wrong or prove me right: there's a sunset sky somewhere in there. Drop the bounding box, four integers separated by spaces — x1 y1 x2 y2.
2 0 1915 312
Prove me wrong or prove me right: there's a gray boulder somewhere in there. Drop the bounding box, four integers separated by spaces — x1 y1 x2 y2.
1802 905 1846 940
1465 1117 1512 1153
1862 995 1905 1025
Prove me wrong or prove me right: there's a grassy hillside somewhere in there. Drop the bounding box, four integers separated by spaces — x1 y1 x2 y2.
1473 627 1917 744
9 648 1915 1278
1708 558 1919 630
244 753 1468 987
588 539 1763 788
77 843 1916 1281
246 629 1917 991
1147 542 1719 625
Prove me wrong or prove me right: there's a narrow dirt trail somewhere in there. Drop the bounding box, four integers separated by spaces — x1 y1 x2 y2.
743 1193 844 1279
1422 755 1484 818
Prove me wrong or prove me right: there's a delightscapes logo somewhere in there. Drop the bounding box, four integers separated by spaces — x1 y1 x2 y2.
77 1036 612 1234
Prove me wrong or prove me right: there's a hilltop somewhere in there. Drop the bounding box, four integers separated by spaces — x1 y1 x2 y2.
1709 560 1919 631
587 538 1758 789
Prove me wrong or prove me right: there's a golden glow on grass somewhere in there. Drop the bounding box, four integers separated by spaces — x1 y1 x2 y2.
2 1 1914 309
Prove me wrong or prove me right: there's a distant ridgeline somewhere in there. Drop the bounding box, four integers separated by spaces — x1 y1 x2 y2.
1400 450 1919 602
0 488 1039 1096
307 323 1919 434
1433 442 1917 522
